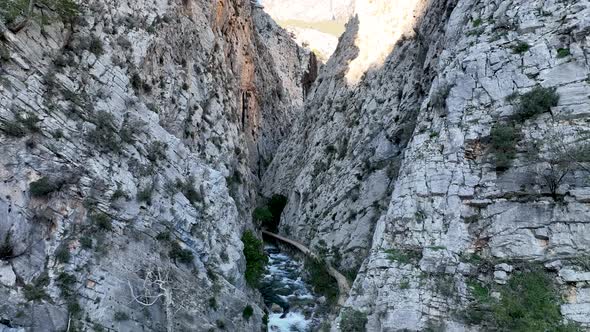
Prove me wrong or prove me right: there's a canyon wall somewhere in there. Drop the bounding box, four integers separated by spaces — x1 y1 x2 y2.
0 0 309 330
264 0 590 330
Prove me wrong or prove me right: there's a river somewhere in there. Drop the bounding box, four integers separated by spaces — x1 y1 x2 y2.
259 244 321 332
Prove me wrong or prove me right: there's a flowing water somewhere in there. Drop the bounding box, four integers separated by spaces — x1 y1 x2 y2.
260 244 320 332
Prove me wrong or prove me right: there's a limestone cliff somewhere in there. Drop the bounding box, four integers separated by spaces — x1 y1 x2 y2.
264 0 590 330
0 0 310 330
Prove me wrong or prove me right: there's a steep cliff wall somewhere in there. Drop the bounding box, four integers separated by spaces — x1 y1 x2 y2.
0 0 309 330
264 0 590 330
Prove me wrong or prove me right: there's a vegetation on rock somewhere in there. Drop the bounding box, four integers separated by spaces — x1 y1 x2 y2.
340 308 368 332
241 230 268 287
305 257 338 305
242 305 254 320
465 267 580 331
491 87 560 171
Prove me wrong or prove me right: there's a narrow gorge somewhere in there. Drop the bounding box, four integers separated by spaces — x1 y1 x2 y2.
1 0 589 331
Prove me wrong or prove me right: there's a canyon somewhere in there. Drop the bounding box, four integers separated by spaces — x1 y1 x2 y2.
1 0 590 331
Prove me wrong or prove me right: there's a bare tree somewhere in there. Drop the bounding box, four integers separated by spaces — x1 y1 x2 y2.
127 263 177 332
529 128 590 199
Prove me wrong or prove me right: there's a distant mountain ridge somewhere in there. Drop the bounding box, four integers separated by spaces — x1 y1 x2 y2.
260 0 355 22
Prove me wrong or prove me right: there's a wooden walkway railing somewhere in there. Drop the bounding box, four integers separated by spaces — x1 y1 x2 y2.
262 230 351 305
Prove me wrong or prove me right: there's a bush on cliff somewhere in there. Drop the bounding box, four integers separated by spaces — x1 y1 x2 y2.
241 231 267 287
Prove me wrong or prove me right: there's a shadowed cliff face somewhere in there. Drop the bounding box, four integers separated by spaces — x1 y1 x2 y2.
263 0 590 330
0 0 310 330
263 0 449 281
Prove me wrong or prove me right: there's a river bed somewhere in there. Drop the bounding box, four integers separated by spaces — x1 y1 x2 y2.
259 244 321 332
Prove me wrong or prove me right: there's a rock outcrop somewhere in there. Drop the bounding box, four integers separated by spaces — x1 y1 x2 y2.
0 0 310 330
264 0 590 330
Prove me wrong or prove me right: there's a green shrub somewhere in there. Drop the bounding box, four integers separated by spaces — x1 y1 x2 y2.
1 118 27 137
130 72 143 90
492 270 572 331
174 177 201 204
490 123 518 171
110 186 128 201
305 258 338 305
23 272 50 302
241 231 268 287
208 297 217 310
512 41 530 54
136 186 153 204
56 272 76 287
0 0 28 25
242 305 253 320
1 113 41 137
513 86 559 122
557 48 571 58
29 177 60 197
465 269 580 331
114 311 129 321
169 242 194 264
23 283 49 302
56 272 76 299
156 231 171 242
87 111 121 153
384 248 422 265
467 279 491 303
91 212 111 231
146 141 167 162
67 300 81 317
340 308 367 332
79 236 92 249
88 36 104 56
55 245 70 263
39 0 79 22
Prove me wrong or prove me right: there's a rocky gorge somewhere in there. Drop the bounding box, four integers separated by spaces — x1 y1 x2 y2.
1 0 590 331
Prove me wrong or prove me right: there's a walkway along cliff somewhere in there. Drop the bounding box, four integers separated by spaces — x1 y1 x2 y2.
263 0 590 330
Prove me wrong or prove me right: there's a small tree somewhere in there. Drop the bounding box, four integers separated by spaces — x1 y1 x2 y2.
513 87 559 122
529 130 590 199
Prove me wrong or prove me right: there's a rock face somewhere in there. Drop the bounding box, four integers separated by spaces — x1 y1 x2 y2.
264 0 590 330
0 0 310 330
